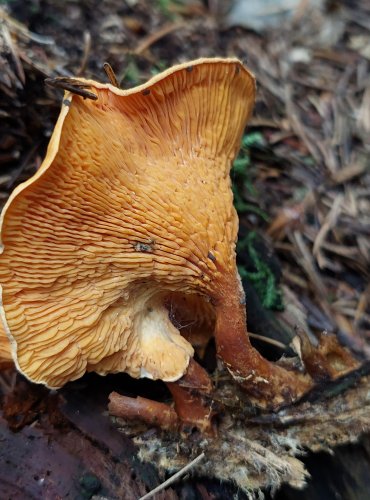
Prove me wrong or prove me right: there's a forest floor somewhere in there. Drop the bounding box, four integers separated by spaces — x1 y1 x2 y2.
0 1 369 499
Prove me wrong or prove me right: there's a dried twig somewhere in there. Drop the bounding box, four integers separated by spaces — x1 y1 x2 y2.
313 193 343 263
45 77 98 100
0 8 54 45
103 62 120 88
249 332 287 350
134 22 185 55
1 21 25 85
76 31 91 77
138 452 205 500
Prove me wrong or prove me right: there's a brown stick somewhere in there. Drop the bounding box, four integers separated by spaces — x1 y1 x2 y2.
133 22 185 55
139 453 205 500
45 77 98 100
103 62 120 88
108 392 178 430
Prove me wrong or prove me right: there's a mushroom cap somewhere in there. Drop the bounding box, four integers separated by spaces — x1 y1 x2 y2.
0 58 255 388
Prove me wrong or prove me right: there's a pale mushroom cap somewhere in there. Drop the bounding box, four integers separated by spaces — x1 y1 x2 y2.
0 58 255 388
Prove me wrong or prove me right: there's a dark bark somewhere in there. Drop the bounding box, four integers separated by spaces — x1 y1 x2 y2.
0 374 178 500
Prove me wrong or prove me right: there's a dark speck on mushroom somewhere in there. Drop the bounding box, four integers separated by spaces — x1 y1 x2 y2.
134 242 154 253
207 251 216 262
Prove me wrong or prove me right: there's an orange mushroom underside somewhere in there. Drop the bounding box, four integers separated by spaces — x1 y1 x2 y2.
0 58 359 421
0 59 255 388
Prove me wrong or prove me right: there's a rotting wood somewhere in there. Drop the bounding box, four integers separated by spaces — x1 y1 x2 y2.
0 375 178 500
127 371 370 496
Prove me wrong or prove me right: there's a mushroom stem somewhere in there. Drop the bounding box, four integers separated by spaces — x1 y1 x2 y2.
214 273 313 409
166 359 216 434
174 357 212 393
108 360 216 434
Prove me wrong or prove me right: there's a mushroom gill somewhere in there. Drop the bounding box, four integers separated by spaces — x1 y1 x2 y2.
0 58 255 389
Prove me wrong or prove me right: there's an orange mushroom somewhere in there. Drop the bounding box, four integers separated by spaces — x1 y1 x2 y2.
0 58 358 431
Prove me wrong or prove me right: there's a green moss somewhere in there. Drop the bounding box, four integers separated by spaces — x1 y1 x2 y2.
231 132 268 220
155 0 181 19
150 60 168 76
237 232 284 311
122 59 141 86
